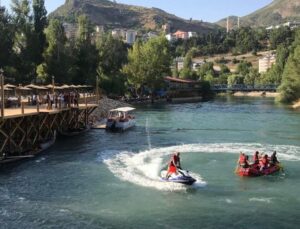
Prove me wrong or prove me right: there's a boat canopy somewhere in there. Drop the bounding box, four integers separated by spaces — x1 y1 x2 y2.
109 107 135 112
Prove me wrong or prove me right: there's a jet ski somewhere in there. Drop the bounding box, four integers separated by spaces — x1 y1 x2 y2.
160 169 196 185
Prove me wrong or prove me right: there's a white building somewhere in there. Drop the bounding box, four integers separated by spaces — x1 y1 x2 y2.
188 32 197 38
165 33 176 41
259 54 276 73
174 57 185 71
125 30 137 44
112 29 126 39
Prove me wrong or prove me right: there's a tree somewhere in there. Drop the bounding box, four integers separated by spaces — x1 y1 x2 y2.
244 68 259 86
236 61 252 76
227 74 244 87
123 36 172 95
269 27 292 50
39 19 70 83
32 0 47 64
11 0 36 83
72 15 98 84
0 9 14 68
97 34 128 94
197 62 214 80
278 46 300 103
180 49 193 79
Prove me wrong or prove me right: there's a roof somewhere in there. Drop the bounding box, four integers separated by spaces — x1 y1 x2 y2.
165 76 200 84
109 107 136 112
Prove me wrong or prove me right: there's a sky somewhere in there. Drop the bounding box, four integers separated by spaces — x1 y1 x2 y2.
1 0 274 22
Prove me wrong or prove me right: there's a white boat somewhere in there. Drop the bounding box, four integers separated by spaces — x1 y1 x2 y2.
106 107 136 131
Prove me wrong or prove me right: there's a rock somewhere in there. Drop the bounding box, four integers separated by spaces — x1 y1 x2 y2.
90 96 132 121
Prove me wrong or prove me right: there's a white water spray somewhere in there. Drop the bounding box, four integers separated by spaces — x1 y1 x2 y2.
101 143 300 191
145 117 152 150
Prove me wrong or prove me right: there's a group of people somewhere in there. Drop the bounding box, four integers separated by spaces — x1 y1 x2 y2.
238 151 279 171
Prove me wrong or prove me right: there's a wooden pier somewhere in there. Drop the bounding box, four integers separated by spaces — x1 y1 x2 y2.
0 101 98 163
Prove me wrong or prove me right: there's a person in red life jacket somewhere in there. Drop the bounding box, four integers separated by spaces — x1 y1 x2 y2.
166 152 182 178
260 154 269 171
238 152 249 168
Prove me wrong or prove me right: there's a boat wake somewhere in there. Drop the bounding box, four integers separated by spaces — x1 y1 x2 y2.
99 143 300 191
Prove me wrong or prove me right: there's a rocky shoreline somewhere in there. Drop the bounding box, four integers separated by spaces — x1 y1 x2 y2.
232 91 279 97
91 96 132 121
292 100 300 109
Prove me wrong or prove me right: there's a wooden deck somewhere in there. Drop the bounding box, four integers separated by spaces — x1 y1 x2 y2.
0 104 98 119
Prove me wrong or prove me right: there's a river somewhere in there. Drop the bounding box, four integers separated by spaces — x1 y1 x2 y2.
1 96 300 228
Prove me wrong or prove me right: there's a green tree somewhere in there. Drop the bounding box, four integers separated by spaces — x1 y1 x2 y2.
72 15 98 84
123 36 171 95
11 0 40 83
269 27 292 50
236 61 252 76
32 0 47 64
97 34 128 94
39 19 69 83
197 62 214 80
0 9 14 68
244 68 259 86
278 46 300 103
180 49 194 79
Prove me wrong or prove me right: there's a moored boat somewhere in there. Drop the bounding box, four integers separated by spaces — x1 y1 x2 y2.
106 107 136 131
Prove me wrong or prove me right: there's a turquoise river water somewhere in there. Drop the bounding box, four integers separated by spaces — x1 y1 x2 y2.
1 96 300 229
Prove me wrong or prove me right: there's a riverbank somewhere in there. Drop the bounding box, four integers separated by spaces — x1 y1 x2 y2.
232 91 279 97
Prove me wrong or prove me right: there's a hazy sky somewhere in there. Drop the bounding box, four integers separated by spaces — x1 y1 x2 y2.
1 0 273 22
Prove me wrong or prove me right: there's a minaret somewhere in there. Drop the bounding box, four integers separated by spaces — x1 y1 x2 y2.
227 17 229 33
238 17 240 29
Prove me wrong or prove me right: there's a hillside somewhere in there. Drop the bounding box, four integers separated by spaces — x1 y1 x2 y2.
50 0 218 33
217 0 300 28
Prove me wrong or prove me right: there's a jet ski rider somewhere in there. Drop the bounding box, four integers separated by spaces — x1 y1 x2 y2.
166 152 182 178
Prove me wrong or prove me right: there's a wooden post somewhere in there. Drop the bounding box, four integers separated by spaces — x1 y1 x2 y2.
96 75 99 103
37 96 40 113
21 102 24 114
0 69 4 119
52 76 55 94
85 95 87 108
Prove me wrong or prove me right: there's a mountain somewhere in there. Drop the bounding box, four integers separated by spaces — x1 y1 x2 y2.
49 0 218 33
216 0 300 28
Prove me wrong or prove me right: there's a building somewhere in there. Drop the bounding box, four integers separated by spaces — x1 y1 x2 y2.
63 23 77 39
174 57 185 71
173 30 189 40
164 76 202 97
162 23 171 34
112 29 126 39
259 54 276 73
192 61 204 70
188 32 197 38
125 30 137 44
266 21 300 30
165 33 176 42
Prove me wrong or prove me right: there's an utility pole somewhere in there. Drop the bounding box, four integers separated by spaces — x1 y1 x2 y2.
227 17 229 33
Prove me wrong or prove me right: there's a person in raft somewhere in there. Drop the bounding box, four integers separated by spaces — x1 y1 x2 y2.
166 152 182 178
238 152 250 168
270 151 279 166
260 154 269 171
